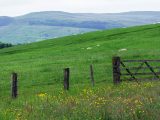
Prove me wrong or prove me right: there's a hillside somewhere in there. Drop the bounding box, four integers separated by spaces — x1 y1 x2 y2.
0 24 160 119
1 11 160 44
0 23 160 85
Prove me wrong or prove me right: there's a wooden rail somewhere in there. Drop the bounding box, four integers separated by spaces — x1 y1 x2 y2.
122 60 160 62
112 57 160 84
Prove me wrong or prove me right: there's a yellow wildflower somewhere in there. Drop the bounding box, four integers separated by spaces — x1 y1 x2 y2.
37 93 47 97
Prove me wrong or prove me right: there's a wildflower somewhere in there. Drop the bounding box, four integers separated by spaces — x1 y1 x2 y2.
135 100 139 104
149 98 153 103
37 93 47 97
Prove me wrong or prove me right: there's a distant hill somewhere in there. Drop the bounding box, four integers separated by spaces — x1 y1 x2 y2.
0 16 14 26
0 11 160 44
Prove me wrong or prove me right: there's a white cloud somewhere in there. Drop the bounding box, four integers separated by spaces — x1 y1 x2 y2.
0 0 160 16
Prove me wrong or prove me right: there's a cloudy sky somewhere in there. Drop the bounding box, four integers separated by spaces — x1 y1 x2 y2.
1 0 160 16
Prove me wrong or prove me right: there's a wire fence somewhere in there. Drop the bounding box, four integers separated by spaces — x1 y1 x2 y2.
0 62 112 99
2 56 160 99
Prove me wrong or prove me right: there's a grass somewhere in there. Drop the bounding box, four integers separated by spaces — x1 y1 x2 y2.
0 23 160 119
1 82 160 120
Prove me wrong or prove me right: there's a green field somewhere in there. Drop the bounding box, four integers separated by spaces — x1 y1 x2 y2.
0 24 160 119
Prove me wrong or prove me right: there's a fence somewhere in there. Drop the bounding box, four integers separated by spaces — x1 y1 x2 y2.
4 64 108 99
2 56 160 99
112 56 160 84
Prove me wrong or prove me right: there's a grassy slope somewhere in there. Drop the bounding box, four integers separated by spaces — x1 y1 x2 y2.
0 24 160 119
0 23 160 84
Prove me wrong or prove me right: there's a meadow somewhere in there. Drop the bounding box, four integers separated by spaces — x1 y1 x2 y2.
0 23 160 119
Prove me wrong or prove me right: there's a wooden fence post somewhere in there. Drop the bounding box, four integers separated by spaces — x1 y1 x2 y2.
64 68 70 90
11 72 18 98
90 65 95 87
112 57 121 84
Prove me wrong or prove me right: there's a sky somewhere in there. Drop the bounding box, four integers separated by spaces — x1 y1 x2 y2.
0 0 160 16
